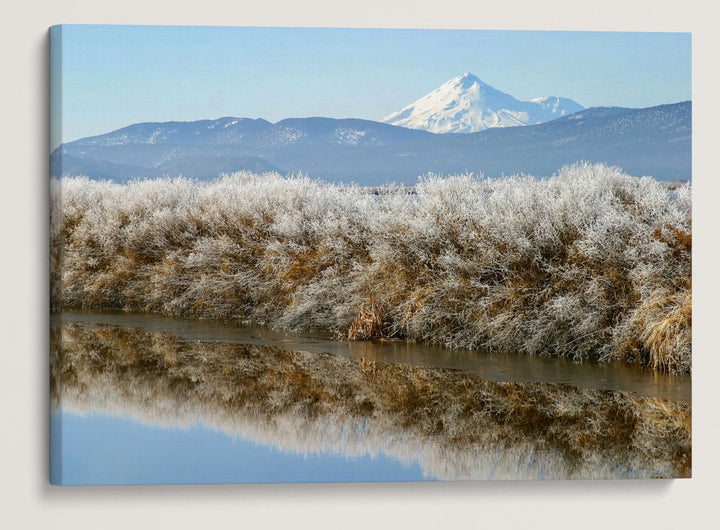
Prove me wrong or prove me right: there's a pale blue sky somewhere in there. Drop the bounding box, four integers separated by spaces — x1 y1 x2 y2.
50 25 691 150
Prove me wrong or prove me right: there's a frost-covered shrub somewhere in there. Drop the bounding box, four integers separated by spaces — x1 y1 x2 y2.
50 163 692 372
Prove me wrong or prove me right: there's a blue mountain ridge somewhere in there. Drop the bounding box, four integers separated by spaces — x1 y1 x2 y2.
51 102 691 184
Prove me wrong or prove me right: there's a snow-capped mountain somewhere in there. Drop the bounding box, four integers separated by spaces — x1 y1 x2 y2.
381 73 584 133
530 96 584 116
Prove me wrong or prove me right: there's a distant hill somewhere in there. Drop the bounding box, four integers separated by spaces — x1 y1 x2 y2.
51 101 691 184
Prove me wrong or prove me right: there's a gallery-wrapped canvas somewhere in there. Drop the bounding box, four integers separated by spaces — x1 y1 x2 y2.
49 25 691 485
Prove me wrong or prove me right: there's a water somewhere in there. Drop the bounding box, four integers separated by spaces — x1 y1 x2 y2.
50 412 428 485
50 310 692 484
55 310 691 402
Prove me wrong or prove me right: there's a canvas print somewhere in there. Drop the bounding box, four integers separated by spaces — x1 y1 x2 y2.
49 25 691 484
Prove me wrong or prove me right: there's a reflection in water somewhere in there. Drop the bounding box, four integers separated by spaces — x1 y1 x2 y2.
57 310 692 402
51 318 691 482
51 411 429 485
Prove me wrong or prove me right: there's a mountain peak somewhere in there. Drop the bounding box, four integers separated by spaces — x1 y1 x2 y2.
381 74 584 134
447 73 494 92
457 72 479 81
455 72 479 83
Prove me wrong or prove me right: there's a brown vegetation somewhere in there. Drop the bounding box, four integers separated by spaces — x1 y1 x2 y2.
347 296 389 340
50 164 692 372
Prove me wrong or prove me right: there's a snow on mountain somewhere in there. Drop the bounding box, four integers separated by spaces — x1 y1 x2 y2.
381 73 584 133
530 96 584 117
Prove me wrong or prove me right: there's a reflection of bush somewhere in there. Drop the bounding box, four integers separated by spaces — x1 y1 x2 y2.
52 322 691 480
51 163 691 372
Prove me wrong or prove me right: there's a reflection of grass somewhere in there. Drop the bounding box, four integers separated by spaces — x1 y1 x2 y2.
51 163 691 372
52 322 691 480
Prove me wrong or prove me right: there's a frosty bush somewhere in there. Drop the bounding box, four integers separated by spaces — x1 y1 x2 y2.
50 163 692 372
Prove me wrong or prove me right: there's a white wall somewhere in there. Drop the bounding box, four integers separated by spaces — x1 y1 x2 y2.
2 2 717 529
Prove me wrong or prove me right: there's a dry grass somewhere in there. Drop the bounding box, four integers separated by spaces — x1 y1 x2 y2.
51 163 692 372
637 287 692 373
347 296 388 341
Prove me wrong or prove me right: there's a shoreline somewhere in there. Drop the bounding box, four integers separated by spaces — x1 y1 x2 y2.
53 309 692 402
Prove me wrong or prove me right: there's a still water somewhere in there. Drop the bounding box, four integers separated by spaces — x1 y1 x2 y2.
57 310 691 401
50 412 427 485
50 311 691 484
